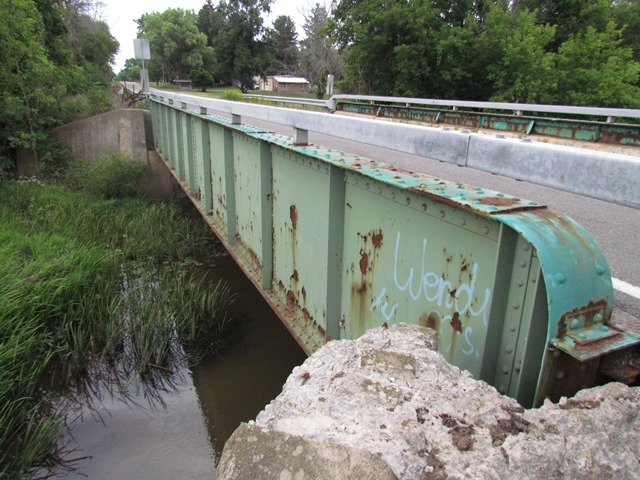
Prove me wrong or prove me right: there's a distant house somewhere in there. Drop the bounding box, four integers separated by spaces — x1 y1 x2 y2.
259 76 310 93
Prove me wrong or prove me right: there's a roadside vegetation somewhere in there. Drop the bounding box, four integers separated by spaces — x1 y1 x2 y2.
0 156 234 479
0 0 120 175
118 1 639 108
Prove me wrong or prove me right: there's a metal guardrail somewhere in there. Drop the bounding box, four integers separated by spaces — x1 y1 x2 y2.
245 92 640 145
329 94 640 120
244 94 327 108
149 89 640 208
149 94 639 407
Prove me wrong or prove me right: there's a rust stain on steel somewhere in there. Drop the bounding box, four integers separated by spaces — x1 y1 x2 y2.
195 187 202 201
359 251 369 275
372 230 384 249
557 300 607 338
478 196 520 207
283 202 321 336
350 277 369 336
290 204 298 230
450 312 463 363
286 289 297 306
287 203 299 306
350 229 386 334
451 312 463 334
569 329 629 358
458 254 473 286
421 312 441 342
528 208 595 257
247 246 261 269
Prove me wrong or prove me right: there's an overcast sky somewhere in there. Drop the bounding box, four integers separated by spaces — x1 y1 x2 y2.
102 0 311 72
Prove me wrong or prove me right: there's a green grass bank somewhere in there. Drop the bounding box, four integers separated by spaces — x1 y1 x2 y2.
0 156 234 479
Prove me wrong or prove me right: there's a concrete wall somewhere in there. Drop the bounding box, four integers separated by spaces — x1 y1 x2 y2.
50 108 153 163
17 108 176 200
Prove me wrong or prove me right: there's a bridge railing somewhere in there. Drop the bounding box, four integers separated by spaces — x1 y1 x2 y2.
148 92 638 407
331 95 640 147
149 89 640 209
328 94 640 121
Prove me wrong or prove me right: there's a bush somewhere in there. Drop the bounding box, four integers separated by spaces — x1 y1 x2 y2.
190 68 214 92
67 154 148 199
223 89 244 101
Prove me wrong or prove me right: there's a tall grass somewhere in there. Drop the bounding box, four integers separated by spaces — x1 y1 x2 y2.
0 156 235 478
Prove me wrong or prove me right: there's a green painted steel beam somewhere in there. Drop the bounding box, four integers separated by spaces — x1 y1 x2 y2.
149 97 638 407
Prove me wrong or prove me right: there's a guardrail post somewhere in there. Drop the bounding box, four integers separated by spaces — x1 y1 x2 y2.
293 127 308 146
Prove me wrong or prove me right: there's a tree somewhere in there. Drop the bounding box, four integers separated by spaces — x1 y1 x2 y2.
332 0 406 94
300 3 343 95
200 0 273 89
613 0 640 60
480 4 557 103
331 0 480 97
553 23 640 107
191 67 214 91
516 0 613 49
116 58 142 81
265 15 299 75
0 0 62 165
197 0 225 49
136 8 214 82
0 0 119 170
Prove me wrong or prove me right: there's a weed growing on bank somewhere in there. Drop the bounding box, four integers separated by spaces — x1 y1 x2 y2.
0 157 234 479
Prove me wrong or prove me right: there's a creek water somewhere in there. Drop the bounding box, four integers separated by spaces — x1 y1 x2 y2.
56 250 307 479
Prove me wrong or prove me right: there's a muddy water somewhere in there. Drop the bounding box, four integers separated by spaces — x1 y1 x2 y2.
58 252 307 479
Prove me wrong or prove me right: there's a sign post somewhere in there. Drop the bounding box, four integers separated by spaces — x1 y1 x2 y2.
133 38 151 93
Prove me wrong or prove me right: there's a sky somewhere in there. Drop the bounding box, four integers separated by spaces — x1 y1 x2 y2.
102 0 311 73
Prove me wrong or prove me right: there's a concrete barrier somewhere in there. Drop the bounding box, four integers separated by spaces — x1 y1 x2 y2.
467 135 640 209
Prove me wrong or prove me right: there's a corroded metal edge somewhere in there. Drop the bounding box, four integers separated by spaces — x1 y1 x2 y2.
158 152 325 355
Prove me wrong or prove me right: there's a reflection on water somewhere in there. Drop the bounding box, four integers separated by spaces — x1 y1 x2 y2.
194 253 308 453
58 371 215 479
57 250 307 478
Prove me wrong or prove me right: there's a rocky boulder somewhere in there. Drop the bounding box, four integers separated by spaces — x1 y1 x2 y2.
217 324 640 479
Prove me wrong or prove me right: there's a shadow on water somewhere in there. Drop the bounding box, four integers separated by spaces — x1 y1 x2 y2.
194 252 308 455
57 243 307 478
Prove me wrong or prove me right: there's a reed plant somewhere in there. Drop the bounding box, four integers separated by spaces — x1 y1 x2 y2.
0 156 235 478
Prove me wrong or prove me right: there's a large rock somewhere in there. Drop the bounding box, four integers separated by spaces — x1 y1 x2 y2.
217 423 396 479
217 324 640 479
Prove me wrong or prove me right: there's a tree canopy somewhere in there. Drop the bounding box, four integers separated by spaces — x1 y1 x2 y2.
136 8 213 82
0 0 119 171
331 0 640 107
265 15 299 75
